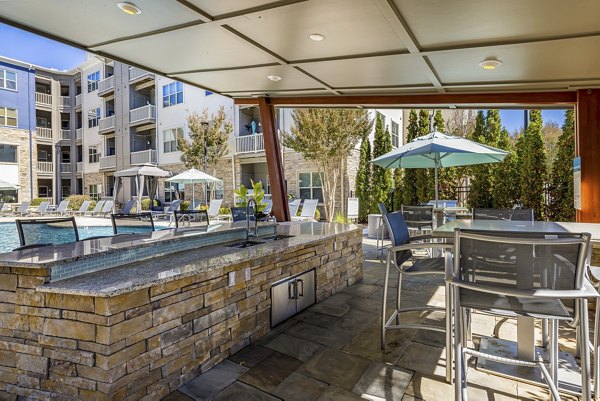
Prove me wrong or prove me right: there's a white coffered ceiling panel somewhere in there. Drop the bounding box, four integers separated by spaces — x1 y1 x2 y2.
185 0 285 17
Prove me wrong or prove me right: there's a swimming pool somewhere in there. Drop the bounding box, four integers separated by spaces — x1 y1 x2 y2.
0 222 165 253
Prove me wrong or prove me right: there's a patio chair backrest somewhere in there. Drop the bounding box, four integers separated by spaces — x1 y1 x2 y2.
0 202 4 212
77 200 92 213
91 200 105 213
230 207 248 222
16 201 30 213
509 208 534 221
174 210 209 228
377 202 388 216
300 199 318 219
453 229 590 298
55 200 69 212
401 205 433 228
110 213 155 235
101 201 113 213
207 199 223 217
347 198 359 219
382 211 413 266
167 200 181 213
288 199 301 217
472 208 534 221
36 202 50 213
15 216 79 247
120 200 135 214
427 200 458 208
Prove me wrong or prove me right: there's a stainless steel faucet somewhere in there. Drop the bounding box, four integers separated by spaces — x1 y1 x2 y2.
246 198 258 240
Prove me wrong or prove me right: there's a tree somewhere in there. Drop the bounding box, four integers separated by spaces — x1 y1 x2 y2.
355 134 372 222
492 128 520 208
402 110 419 206
178 107 232 171
542 122 562 172
520 110 547 220
548 110 575 221
433 110 445 131
415 110 432 202
393 168 403 211
467 111 493 208
432 110 458 200
370 116 393 212
282 108 372 221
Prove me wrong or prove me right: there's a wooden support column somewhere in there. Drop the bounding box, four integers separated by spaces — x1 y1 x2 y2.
258 97 290 221
576 89 600 222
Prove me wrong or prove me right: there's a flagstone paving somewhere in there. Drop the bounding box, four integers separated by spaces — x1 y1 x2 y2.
170 237 580 400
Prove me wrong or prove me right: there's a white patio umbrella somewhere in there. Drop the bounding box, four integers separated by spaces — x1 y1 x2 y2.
371 131 508 206
165 168 222 208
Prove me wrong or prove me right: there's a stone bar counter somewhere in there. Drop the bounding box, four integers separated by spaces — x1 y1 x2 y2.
0 221 363 400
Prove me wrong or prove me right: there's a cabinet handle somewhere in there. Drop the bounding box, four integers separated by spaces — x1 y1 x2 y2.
288 281 297 299
297 279 304 297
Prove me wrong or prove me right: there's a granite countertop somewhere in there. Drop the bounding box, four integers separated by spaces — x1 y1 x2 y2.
38 222 361 297
0 221 276 268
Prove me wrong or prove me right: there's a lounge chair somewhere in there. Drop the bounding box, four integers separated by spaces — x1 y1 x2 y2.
292 199 318 221
206 199 226 221
0 202 5 216
49 200 70 216
14 201 31 216
152 200 181 223
119 200 135 214
29 201 50 216
99 200 114 217
288 199 301 217
72 200 92 216
87 200 105 216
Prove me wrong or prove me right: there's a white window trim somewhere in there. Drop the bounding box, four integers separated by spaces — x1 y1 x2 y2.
298 171 324 202
163 126 182 153
162 82 184 108
0 107 18 128
0 69 18 91
0 143 19 164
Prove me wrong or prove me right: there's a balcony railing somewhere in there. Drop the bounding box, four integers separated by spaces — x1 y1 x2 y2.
76 128 82 140
75 94 81 107
60 130 70 140
76 162 83 173
59 96 71 108
99 155 116 170
98 115 116 133
130 105 156 124
37 161 53 174
98 76 115 95
36 127 53 140
35 92 52 106
235 134 265 154
130 149 157 165
60 163 72 173
129 67 155 82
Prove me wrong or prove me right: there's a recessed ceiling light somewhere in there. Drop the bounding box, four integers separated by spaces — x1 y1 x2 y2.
479 58 502 70
117 2 142 15
309 33 325 42
267 75 282 81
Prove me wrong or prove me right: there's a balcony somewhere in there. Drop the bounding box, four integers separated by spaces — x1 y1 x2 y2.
98 76 115 97
37 161 53 175
60 130 71 140
99 155 116 170
76 128 82 141
130 149 157 165
36 127 53 141
75 94 81 108
35 92 52 107
59 96 70 109
235 134 265 154
60 163 72 174
130 105 156 128
129 67 155 89
98 115 116 134
76 162 83 174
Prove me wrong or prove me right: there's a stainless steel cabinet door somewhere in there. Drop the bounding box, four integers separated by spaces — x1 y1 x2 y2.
296 270 315 313
271 279 297 327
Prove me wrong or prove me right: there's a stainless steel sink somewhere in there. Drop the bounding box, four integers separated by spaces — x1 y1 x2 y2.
261 234 294 241
224 240 266 248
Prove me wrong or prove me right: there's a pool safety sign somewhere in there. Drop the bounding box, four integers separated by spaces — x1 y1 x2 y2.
574 157 581 210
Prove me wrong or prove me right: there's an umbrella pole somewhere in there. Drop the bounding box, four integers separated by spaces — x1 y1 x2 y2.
434 159 439 208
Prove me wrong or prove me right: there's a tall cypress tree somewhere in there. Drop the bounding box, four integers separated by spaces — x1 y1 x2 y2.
393 168 403 211
370 116 393 212
432 110 457 200
548 110 575 221
520 110 547 219
433 110 445 132
492 128 519 208
416 110 432 202
402 110 419 206
355 134 371 222
467 111 493 208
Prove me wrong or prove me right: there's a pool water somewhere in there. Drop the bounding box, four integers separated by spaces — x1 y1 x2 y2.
0 223 164 253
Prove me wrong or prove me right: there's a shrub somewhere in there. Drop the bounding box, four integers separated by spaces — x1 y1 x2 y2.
180 201 190 211
141 198 161 211
332 212 350 224
198 205 232 215
30 197 51 207
297 206 321 220
65 195 95 212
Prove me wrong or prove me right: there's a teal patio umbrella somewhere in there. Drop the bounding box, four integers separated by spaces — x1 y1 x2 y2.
371 131 508 206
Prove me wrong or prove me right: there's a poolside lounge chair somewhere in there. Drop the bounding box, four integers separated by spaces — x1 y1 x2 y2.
99 201 114 217
49 200 71 216
292 199 318 221
29 201 50 216
72 200 92 216
87 200 105 216
152 200 181 223
206 199 224 220
119 200 135 214
14 201 31 217
0 202 5 216
288 199 301 217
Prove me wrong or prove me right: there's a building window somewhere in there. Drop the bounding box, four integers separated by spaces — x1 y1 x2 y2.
0 107 17 127
88 107 100 128
0 189 17 203
0 70 17 91
62 186 71 198
0 144 17 163
89 184 100 200
298 172 323 202
88 146 100 163
163 127 181 153
391 121 399 147
162 82 183 107
38 186 49 197
164 185 178 203
87 71 100 93
61 151 70 163
212 180 224 200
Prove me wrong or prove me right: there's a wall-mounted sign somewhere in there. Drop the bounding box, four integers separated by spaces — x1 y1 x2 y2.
574 156 581 210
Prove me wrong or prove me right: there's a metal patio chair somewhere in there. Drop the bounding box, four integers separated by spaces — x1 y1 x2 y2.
14 201 30 217
174 209 209 229
472 207 534 221
71 200 92 216
401 205 434 236
87 200 105 216
381 211 453 383
376 202 388 259
450 229 595 401
29 201 50 216
110 213 155 235
292 199 318 221
49 200 71 216
288 199 301 217
14 216 79 250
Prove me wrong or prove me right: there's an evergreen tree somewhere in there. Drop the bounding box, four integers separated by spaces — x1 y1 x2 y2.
467 111 493 208
370 116 393 212
355 134 371 222
433 110 445 132
548 110 575 221
485 109 501 146
433 110 458 200
415 110 432 202
401 110 419 206
393 168 403 211
492 128 520 208
520 110 547 220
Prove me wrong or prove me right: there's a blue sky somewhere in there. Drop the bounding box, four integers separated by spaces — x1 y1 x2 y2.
0 23 85 70
499 110 566 133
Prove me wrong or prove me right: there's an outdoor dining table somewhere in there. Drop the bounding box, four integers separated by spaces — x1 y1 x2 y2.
433 219 600 393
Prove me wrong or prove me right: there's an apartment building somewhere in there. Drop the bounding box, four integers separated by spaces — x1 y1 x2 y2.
1 54 403 217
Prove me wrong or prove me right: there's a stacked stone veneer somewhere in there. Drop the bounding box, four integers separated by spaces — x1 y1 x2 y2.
0 228 362 400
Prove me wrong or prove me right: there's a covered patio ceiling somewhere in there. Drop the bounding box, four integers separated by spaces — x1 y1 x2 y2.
1 0 599 106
